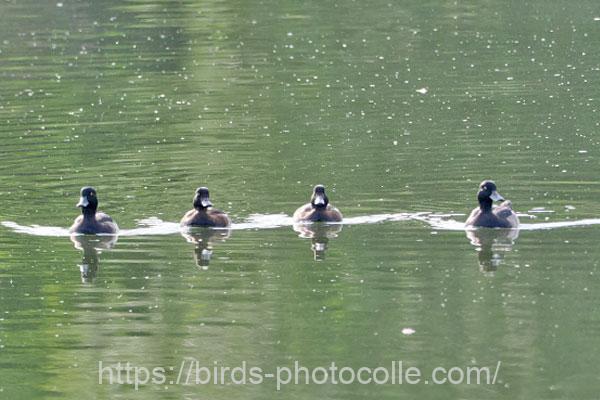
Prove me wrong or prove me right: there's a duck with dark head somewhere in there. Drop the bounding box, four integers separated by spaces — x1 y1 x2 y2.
180 187 231 228
465 180 519 228
293 184 343 223
69 187 118 234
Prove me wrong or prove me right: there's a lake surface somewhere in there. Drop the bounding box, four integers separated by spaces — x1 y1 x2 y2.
1 0 600 398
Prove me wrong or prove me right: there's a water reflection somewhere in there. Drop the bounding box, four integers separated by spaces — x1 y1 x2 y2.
69 234 118 282
293 223 343 261
181 228 231 268
466 228 519 272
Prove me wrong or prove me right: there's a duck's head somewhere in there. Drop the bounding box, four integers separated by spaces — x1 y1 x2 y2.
477 180 504 205
193 187 213 210
77 186 98 212
310 184 329 209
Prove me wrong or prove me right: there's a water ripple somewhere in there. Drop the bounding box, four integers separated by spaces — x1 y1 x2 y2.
4 212 600 237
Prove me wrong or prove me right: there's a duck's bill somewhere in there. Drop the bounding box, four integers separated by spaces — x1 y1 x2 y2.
313 194 326 206
490 191 504 201
201 199 213 208
76 196 89 207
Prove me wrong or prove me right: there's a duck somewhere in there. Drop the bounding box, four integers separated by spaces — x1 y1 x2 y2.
293 184 343 223
69 187 119 234
465 180 519 228
180 187 231 227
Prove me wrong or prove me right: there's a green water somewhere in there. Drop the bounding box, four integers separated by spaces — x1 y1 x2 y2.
1 0 600 398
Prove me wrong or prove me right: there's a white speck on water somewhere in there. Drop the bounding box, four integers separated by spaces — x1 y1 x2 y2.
416 87 428 94
594 17 600 21
578 150 588 154
56 2 63 7
402 328 415 335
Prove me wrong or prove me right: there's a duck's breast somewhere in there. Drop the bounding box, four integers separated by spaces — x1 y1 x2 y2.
293 203 314 222
323 205 343 222
465 208 481 226
208 209 231 227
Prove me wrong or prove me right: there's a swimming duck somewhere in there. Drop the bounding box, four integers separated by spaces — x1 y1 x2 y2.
180 187 231 227
465 180 519 228
293 184 343 223
69 187 119 234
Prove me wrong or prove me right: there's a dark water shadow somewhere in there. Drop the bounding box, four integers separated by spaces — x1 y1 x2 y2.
293 223 343 261
181 228 232 269
466 228 519 272
70 234 118 283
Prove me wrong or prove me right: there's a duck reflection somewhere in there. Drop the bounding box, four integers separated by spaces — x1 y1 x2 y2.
293 223 343 261
181 227 231 268
466 228 519 272
70 234 118 283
